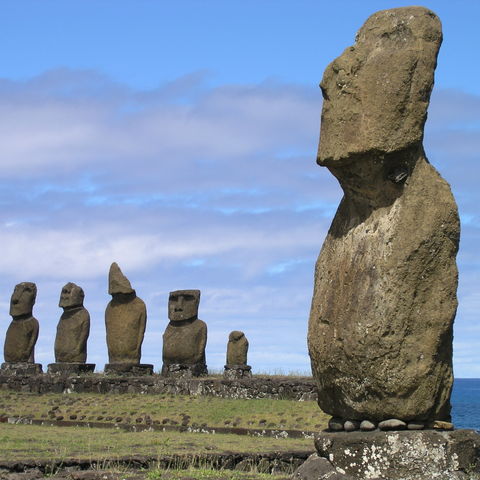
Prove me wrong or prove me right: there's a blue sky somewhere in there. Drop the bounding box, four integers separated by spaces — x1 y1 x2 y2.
0 1 479 376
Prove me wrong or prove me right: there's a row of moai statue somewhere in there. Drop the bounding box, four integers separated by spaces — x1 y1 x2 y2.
1 262 251 379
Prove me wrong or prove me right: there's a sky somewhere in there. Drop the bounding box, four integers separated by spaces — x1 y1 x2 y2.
0 1 479 376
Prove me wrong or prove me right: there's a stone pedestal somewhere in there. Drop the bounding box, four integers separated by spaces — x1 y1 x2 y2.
1 362 43 375
104 363 153 376
161 363 207 378
223 364 252 380
47 363 95 375
293 429 480 480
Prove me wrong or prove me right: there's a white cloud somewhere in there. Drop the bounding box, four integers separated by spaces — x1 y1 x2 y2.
0 73 478 376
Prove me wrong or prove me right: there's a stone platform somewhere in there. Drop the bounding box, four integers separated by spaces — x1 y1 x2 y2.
47 363 95 375
1 362 43 375
104 363 153 376
293 429 480 480
223 364 252 380
161 363 208 378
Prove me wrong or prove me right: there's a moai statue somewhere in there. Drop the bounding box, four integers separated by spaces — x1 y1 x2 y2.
47 282 95 375
104 262 152 375
162 289 207 377
294 7 470 480
2 282 42 374
224 331 251 379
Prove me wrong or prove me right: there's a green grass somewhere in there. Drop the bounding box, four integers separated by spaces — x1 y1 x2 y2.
0 391 328 431
0 423 314 462
146 467 288 480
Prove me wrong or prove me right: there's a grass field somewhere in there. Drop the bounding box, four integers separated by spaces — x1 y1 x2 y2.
0 391 328 431
0 390 324 479
0 423 314 462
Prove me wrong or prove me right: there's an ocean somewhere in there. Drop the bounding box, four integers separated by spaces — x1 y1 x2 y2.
451 378 480 431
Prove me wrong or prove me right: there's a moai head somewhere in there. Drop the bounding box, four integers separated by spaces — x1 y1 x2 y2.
9 282 37 318
59 282 85 309
168 290 200 322
108 262 135 296
317 7 441 165
229 331 244 343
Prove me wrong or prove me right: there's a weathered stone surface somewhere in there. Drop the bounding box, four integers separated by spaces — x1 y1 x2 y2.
0 373 317 400
1 362 42 375
223 365 252 380
308 7 459 422
54 283 90 363
226 331 249 366
292 453 354 480
4 283 39 363
311 430 480 480
105 263 147 364
47 363 95 375
162 290 207 376
104 363 153 376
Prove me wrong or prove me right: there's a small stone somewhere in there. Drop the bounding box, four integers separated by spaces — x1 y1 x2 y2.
429 420 454 430
328 417 344 431
344 420 360 432
407 422 425 430
378 419 407 431
360 420 376 431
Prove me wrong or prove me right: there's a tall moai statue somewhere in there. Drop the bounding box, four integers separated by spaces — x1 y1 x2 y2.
162 289 207 377
104 262 152 375
2 282 42 374
47 282 95 375
224 331 251 379
292 8 479 480
308 7 459 428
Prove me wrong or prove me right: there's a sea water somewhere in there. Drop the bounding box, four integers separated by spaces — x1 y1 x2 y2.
451 378 480 431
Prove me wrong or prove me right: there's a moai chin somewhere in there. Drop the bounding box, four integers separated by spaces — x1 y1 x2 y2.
307 6 459 426
162 289 208 377
104 262 152 375
224 330 251 379
48 282 95 375
2 282 42 374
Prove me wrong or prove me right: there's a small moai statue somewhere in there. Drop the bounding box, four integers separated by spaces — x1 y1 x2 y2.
224 330 252 379
47 282 95 375
104 262 152 375
2 282 42 374
162 289 208 377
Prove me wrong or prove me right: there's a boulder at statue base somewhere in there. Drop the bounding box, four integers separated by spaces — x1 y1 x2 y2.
291 429 480 480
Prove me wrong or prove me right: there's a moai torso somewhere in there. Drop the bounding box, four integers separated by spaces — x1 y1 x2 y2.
226 331 248 366
55 282 90 363
4 282 39 363
162 290 207 365
105 263 147 364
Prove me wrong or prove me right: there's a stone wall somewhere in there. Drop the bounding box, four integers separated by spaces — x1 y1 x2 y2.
0 373 317 401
